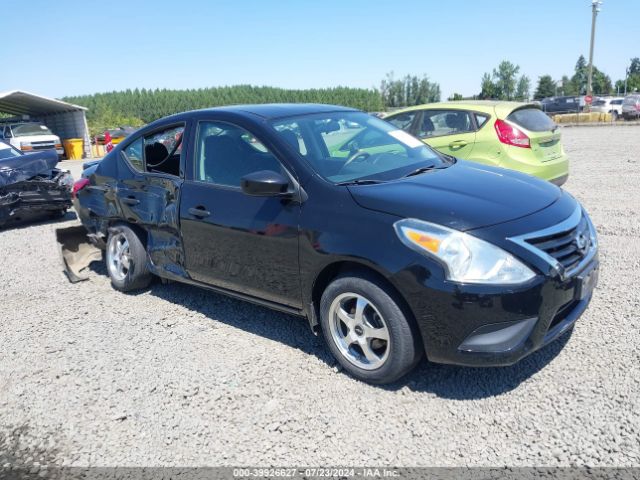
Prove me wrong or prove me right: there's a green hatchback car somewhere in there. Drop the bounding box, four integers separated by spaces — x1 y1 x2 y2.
383 101 569 186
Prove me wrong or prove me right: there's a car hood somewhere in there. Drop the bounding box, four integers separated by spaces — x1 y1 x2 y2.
0 149 59 188
347 161 562 231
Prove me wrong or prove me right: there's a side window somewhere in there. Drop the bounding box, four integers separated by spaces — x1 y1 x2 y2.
274 121 308 155
3 126 12 138
418 110 473 138
475 113 489 129
196 121 284 187
123 137 144 172
144 125 184 176
386 112 417 131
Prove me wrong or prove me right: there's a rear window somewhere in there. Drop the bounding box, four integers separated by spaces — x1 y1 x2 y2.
593 100 606 106
507 108 556 132
623 96 640 105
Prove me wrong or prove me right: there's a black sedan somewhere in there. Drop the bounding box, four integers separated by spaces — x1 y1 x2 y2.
72 104 598 384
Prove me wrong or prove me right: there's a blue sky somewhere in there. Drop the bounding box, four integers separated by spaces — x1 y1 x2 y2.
3 0 639 99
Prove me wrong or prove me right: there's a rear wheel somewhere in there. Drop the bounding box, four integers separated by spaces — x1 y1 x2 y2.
320 273 422 384
106 224 152 292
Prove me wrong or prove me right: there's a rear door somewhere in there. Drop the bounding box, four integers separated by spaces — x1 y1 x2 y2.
507 107 563 163
415 109 476 159
179 119 302 308
117 123 186 276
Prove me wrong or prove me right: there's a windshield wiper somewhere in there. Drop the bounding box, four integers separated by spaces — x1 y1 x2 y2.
402 165 437 178
336 179 385 186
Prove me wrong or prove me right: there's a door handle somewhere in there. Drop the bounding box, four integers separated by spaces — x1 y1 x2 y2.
449 140 468 148
121 197 140 206
188 206 211 218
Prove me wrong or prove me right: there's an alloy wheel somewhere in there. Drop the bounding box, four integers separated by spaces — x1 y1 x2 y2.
328 292 390 370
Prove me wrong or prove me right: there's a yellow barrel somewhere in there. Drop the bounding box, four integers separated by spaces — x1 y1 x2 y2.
63 138 84 160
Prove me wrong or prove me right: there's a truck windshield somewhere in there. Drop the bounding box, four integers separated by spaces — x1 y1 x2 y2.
271 112 449 184
11 124 54 137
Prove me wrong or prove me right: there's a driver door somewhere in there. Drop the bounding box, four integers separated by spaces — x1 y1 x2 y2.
179 120 302 308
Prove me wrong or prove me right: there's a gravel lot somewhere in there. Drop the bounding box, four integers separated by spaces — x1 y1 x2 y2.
1 126 639 468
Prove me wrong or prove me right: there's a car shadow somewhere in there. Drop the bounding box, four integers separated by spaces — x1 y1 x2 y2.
146 280 334 365
0 210 77 231
83 265 574 399
386 329 573 399
148 280 572 399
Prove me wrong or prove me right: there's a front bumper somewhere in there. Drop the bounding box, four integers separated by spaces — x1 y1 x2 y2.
394 197 598 368
400 256 598 367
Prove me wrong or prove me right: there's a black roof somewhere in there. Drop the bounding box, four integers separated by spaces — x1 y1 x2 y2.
196 103 358 119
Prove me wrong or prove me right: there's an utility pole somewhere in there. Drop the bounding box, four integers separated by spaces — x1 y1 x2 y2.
587 0 602 99
624 67 629 96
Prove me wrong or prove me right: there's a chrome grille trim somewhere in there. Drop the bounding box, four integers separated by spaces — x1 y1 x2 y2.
508 205 598 280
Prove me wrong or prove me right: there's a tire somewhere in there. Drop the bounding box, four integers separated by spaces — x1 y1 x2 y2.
611 110 618 122
105 224 152 292
319 272 423 384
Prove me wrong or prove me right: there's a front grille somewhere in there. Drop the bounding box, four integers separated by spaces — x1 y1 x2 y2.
31 143 56 150
525 214 591 271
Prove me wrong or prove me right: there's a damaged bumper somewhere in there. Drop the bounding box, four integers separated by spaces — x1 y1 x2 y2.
0 150 73 227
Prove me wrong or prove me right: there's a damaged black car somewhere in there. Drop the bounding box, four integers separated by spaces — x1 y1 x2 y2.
70 104 598 384
0 141 73 227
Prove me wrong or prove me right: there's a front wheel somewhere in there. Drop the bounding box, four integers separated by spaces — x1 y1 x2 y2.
106 224 152 292
320 273 423 384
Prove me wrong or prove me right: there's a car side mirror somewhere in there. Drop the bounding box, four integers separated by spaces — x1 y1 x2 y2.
241 170 290 197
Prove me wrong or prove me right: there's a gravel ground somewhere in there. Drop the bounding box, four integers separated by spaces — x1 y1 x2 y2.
1 126 639 468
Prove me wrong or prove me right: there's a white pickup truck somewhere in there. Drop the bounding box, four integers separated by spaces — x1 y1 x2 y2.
0 122 64 158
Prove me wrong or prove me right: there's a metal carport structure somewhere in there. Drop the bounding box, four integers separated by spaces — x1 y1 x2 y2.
0 90 92 158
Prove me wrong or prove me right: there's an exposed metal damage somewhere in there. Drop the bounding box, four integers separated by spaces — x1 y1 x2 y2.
0 150 73 227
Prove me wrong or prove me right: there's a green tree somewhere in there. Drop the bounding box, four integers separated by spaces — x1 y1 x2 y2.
615 58 640 94
493 61 520 100
479 61 529 101
569 54 612 95
515 76 531 101
534 75 557 99
448 93 464 101
379 72 440 108
479 72 497 99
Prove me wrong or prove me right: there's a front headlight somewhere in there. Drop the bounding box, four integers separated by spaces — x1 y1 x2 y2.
394 218 536 285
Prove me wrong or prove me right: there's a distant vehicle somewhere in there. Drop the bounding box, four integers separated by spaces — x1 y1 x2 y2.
383 101 569 186
591 97 624 120
540 96 584 114
0 122 64 158
94 127 138 145
622 94 640 120
0 141 72 227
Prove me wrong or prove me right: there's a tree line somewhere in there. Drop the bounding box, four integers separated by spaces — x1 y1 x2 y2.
534 56 640 99
63 86 386 136
63 56 639 135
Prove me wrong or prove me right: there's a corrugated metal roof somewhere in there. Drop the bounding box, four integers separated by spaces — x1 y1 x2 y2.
0 90 88 116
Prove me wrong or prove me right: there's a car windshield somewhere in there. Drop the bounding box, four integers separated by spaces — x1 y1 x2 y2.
0 142 22 160
593 100 606 106
11 124 54 137
271 112 449 184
